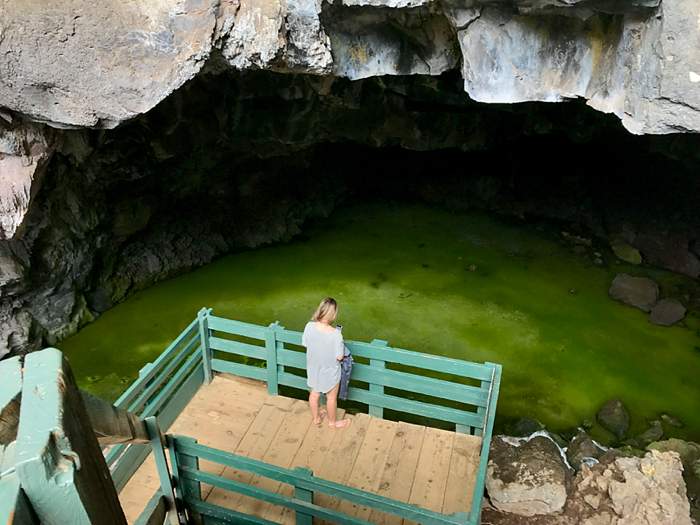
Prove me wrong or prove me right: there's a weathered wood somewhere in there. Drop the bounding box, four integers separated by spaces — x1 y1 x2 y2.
368 422 426 525
442 434 482 515
265 323 280 395
408 427 455 513
15 348 127 525
368 339 388 418
0 476 39 525
144 417 178 525
0 356 22 445
81 390 149 445
198 307 213 384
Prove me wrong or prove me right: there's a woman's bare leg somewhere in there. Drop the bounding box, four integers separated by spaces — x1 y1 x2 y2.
326 383 350 428
309 391 322 425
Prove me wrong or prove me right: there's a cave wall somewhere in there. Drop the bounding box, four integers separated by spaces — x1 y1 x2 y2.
1 71 699 357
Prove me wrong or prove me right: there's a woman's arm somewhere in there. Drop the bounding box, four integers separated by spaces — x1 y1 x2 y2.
335 332 345 361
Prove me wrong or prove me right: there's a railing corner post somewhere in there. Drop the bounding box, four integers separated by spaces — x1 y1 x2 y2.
369 339 388 419
293 468 314 525
265 322 280 396
197 308 212 384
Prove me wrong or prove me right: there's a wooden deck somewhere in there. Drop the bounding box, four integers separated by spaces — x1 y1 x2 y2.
120 373 482 524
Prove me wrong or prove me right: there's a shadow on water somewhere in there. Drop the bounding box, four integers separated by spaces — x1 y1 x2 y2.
62 202 700 443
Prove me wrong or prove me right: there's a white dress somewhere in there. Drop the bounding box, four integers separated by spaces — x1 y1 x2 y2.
302 322 344 393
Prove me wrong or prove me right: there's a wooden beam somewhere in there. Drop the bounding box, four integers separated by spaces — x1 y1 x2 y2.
80 390 149 446
15 348 127 525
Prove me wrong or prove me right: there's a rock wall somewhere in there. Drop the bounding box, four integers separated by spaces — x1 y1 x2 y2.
1 0 700 134
1 71 699 357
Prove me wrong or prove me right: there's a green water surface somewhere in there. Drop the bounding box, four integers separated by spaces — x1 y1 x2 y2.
62 203 700 442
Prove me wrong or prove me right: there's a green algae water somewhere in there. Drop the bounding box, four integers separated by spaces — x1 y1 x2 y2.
62 203 700 443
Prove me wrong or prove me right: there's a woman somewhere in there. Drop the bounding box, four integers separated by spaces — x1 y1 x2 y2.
302 297 351 429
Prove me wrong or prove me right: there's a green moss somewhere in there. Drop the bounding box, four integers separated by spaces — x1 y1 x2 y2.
62 203 700 443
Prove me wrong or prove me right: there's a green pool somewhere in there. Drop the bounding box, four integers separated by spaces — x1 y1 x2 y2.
62 202 700 443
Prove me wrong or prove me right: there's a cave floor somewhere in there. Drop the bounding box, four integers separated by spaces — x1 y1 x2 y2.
119 373 481 524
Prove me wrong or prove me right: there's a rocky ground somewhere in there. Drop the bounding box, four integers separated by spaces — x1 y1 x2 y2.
483 399 700 524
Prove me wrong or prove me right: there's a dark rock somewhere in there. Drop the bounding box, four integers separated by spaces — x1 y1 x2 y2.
637 420 664 447
566 432 603 469
597 399 630 439
649 298 687 326
634 232 700 279
486 436 571 516
511 417 545 437
660 413 684 428
608 274 659 312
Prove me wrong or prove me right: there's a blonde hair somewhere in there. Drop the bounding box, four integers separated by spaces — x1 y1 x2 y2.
311 297 338 323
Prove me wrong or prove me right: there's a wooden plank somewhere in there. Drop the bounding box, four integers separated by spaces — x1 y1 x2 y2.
177 439 464 525
234 400 312 518
267 407 346 523
469 363 501 523
199 308 213 384
406 427 455 519
81 390 150 445
336 417 397 520
145 417 178 525
369 340 388 418
265 324 280 395
349 364 488 408
119 375 267 521
368 422 426 525
205 396 294 510
210 337 266 360
345 387 483 429
211 359 267 381
207 315 267 339
0 355 22 445
313 413 371 512
442 434 481 516
346 342 494 381
0 476 39 525
15 348 127 525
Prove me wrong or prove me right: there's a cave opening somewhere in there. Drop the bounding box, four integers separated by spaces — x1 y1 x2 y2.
6 69 694 443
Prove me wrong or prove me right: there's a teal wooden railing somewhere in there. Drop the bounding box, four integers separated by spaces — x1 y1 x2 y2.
113 308 501 525
106 318 205 491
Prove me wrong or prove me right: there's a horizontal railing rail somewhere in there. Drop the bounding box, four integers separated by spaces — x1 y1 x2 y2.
170 437 470 525
105 318 205 492
205 311 496 436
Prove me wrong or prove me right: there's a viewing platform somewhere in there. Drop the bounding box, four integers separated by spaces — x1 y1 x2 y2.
120 374 483 524
0 309 501 525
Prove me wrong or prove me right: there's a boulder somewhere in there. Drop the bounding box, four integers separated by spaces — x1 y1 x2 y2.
597 399 630 440
649 299 687 326
608 274 658 312
486 435 571 516
611 242 642 265
0 0 218 128
573 450 693 525
635 420 664 447
567 432 604 470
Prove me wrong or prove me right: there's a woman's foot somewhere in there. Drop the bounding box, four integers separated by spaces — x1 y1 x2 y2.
328 418 351 429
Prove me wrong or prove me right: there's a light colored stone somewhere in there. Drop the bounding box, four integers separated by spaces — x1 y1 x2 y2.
0 0 218 128
649 298 687 326
325 6 459 80
486 435 571 515
0 120 57 240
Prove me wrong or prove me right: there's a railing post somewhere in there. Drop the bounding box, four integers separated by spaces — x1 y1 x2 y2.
167 436 202 525
265 322 280 395
145 417 179 525
197 308 212 384
293 467 314 525
369 339 388 419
